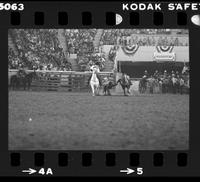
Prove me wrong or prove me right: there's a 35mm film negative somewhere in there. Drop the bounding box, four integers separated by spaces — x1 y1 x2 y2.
0 0 199 177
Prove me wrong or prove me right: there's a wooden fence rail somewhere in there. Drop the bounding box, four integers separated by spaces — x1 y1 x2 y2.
9 69 115 92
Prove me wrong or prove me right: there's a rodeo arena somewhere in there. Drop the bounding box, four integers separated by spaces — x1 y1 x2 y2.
9 29 189 150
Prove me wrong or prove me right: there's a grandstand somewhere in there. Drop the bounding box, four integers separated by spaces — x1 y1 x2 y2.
8 29 189 74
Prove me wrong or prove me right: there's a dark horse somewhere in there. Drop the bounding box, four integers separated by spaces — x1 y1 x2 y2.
24 71 38 90
10 70 38 90
103 81 117 96
116 74 132 96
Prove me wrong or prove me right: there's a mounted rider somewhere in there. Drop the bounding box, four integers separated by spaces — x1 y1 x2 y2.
102 77 109 86
17 65 26 78
88 64 102 86
102 77 111 95
122 72 132 86
116 72 132 96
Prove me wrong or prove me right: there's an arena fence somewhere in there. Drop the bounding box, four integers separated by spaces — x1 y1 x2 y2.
8 69 189 94
9 69 115 92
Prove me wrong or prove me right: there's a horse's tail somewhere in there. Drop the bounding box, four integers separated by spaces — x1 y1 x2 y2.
95 74 102 86
113 82 118 87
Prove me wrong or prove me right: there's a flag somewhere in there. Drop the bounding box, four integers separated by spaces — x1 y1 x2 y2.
182 61 189 74
121 44 139 56
156 45 174 53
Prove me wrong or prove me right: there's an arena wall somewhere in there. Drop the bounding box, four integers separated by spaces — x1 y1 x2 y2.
102 45 189 62
115 46 189 62
8 70 114 91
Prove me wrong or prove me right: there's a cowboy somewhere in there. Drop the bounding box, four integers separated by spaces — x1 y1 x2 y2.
179 76 185 94
90 64 100 73
102 76 115 96
103 77 109 86
176 71 180 78
171 70 175 78
182 61 189 75
144 70 148 77
171 73 179 94
126 74 132 85
163 70 168 78
122 73 132 85
17 66 26 78
153 70 159 79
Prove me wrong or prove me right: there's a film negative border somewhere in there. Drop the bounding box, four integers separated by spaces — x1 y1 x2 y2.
7 151 190 176
9 10 190 27
0 2 197 28
1 1 200 177
9 152 188 168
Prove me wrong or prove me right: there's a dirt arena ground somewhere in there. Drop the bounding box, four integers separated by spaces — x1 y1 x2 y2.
9 91 189 150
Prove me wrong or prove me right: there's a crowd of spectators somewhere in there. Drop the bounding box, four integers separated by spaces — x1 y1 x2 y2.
140 67 190 94
64 29 96 55
108 46 118 62
9 29 70 71
64 29 101 71
8 29 189 71
8 29 97 71
100 29 189 46
142 67 189 80
77 52 106 71
8 48 22 69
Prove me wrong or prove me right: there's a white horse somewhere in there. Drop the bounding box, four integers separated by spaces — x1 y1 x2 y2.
89 66 100 96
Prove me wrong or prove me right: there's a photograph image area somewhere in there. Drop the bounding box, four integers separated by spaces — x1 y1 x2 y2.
8 29 189 150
